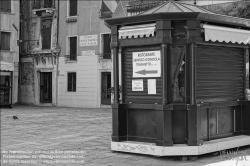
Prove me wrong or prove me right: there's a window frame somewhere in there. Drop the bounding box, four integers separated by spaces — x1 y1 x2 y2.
1 0 12 13
67 72 76 92
0 31 11 51
67 0 78 17
100 32 112 60
41 17 53 50
66 35 78 61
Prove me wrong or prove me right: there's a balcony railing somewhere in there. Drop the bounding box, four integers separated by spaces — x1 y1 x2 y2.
126 0 165 15
33 0 55 10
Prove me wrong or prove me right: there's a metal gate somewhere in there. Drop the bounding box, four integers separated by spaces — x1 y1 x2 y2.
40 72 52 103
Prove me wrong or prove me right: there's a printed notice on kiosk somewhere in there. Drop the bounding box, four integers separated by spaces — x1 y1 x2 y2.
133 50 161 78
132 79 143 91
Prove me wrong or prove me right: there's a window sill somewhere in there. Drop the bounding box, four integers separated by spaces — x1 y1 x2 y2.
1 12 15 15
65 60 77 63
66 15 79 19
0 50 14 53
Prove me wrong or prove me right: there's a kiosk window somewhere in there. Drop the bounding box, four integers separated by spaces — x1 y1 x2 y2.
170 46 185 103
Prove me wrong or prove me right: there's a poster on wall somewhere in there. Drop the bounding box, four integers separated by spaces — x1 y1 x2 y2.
147 79 156 94
132 50 161 78
132 79 143 91
79 35 98 46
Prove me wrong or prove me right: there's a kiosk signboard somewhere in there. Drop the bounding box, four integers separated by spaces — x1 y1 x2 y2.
132 51 161 78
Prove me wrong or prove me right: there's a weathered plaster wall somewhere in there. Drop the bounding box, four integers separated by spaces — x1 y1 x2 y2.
0 0 20 104
19 0 59 105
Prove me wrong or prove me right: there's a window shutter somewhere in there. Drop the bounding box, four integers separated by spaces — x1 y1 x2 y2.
6 0 11 12
73 73 76 91
70 37 77 60
42 19 52 49
1 32 11 51
1 0 11 12
69 0 77 16
68 74 72 91
103 34 111 59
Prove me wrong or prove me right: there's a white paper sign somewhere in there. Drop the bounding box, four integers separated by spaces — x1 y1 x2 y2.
148 79 156 94
133 50 161 78
81 50 95 56
132 79 143 91
80 35 98 46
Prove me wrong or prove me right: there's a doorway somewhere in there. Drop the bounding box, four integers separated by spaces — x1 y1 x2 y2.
101 72 111 105
40 72 52 103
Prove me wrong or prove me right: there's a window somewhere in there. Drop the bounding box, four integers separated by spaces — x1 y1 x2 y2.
1 32 11 51
41 19 52 49
1 0 11 13
68 36 77 60
102 34 111 59
68 73 76 92
69 0 77 16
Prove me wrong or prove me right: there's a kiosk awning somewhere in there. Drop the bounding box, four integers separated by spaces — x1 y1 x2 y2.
119 23 156 39
0 61 14 71
202 24 250 45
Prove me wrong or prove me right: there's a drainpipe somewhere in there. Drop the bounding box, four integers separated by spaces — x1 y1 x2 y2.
56 0 59 106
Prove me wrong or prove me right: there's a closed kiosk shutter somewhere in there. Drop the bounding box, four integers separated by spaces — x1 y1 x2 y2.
196 45 244 103
123 46 162 104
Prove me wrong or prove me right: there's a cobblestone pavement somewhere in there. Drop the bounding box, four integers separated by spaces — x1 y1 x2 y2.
1 106 249 166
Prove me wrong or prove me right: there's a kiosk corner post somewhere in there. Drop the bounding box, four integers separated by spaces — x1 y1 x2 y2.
186 20 203 146
111 25 127 142
156 21 173 146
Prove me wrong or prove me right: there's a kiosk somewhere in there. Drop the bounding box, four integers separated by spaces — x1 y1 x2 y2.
105 1 250 156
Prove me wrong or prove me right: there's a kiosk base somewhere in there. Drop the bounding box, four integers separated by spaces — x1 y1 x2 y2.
111 135 250 156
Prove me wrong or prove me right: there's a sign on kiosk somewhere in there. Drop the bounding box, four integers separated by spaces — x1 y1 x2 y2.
133 51 161 78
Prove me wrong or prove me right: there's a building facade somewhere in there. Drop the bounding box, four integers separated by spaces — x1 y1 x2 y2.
57 0 128 107
0 0 20 106
19 0 59 106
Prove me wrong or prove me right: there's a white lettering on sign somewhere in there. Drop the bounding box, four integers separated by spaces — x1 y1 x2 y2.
132 79 143 91
133 50 161 78
81 50 95 56
80 35 98 46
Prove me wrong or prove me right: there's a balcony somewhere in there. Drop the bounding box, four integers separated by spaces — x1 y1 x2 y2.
126 0 165 16
32 0 55 16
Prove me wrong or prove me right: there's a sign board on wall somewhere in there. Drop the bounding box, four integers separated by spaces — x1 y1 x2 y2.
81 50 95 56
132 79 143 91
79 35 98 46
132 50 161 78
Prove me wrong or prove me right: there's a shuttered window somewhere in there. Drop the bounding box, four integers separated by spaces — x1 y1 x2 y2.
0 32 11 51
196 45 244 103
41 19 52 49
103 34 111 59
123 46 162 104
68 73 76 92
69 0 77 16
1 0 11 13
69 37 77 60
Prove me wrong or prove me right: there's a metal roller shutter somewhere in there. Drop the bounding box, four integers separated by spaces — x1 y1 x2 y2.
123 46 162 104
196 45 244 103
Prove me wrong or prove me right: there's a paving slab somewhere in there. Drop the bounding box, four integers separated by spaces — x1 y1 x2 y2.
1 105 249 166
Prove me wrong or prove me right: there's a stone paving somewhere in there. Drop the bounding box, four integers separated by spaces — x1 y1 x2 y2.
0 105 250 166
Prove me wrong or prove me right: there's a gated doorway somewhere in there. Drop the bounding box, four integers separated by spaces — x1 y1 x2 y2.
101 72 111 105
40 72 52 103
